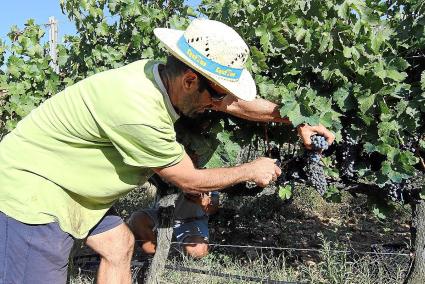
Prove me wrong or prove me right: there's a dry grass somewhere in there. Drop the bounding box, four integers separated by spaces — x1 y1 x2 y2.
159 238 409 284
69 238 410 284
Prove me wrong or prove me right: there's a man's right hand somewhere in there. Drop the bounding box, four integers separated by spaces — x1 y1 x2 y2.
243 157 281 187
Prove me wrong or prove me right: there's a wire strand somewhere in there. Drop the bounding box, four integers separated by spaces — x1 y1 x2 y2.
134 239 411 256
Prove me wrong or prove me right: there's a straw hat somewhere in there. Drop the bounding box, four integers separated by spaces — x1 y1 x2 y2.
154 19 256 101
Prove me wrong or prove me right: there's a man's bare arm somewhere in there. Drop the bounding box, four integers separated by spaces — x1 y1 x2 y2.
212 96 290 123
211 96 335 148
154 153 281 194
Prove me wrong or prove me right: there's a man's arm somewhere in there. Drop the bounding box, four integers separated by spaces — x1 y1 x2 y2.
211 96 335 149
154 152 281 194
212 96 291 123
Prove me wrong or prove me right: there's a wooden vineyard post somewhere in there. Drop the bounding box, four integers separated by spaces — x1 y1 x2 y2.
144 193 178 284
406 199 425 284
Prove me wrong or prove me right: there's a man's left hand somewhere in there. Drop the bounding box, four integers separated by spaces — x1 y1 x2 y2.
184 193 219 215
297 124 335 150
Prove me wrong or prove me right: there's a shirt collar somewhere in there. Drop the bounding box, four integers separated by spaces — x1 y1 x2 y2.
153 63 180 122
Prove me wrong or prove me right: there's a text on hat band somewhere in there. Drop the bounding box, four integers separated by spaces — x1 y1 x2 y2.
177 36 243 81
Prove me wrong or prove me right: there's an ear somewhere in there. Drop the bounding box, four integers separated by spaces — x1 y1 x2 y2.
181 69 200 92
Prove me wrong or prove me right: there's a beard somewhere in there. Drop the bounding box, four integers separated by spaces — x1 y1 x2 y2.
178 90 205 118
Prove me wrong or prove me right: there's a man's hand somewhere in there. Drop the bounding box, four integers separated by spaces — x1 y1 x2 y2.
243 157 281 187
184 193 219 215
297 124 335 150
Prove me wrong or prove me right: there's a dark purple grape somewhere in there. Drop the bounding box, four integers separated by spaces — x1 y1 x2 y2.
311 135 329 151
306 159 327 196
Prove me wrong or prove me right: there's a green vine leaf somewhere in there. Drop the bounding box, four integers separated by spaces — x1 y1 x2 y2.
250 46 267 70
372 205 387 220
386 69 407 82
278 184 292 200
357 92 376 113
370 25 393 54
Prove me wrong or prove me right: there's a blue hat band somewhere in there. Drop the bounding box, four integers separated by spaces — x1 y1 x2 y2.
177 36 243 81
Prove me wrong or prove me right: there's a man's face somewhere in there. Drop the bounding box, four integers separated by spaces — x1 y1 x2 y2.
178 87 211 118
176 73 227 118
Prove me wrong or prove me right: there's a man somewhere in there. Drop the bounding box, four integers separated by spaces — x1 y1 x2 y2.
129 189 219 259
0 19 334 283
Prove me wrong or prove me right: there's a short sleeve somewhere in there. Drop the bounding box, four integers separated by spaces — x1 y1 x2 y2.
108 123 185 168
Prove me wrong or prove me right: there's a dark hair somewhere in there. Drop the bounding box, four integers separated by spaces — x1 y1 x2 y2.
164 55 190 78
164 55 207 92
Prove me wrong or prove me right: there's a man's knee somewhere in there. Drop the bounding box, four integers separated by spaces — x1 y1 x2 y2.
86 223 135 265
119 227 135 257
184 240 209 259
104 225 134 263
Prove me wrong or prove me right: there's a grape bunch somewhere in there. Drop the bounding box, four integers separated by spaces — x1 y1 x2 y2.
385 182 403 202
307 135 328 163
269 136 328 196
384 179 413 203
311 135 329 151
306 151 321 163
339 132 359 180
305 135 328 196
306 161 328 196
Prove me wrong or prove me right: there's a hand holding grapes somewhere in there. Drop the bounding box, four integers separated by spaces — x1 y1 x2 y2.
297 124 335 150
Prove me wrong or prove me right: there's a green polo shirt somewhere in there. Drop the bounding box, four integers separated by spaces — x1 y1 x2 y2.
0 60 184 238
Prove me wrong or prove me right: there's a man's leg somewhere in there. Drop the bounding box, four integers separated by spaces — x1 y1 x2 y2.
128 210 157 255
0 211 74 284
86 212 134 284
129 210 210 259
